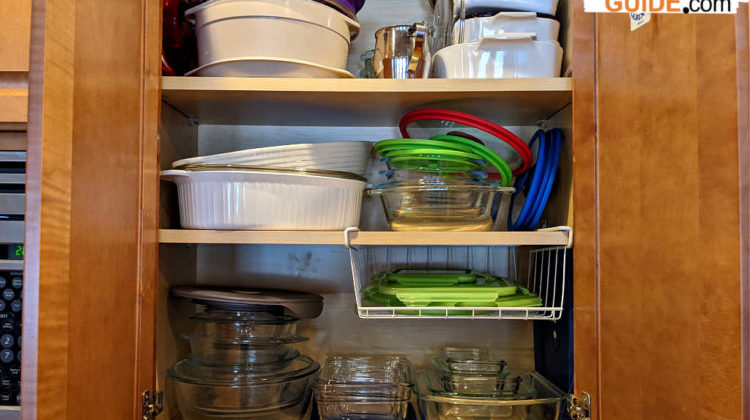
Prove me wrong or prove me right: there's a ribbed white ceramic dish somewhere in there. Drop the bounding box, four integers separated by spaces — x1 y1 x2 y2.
161 169 366 230
172 142 372 176
431 34 562 79
451 12 560 44
186 0 359 75
184 57 357 78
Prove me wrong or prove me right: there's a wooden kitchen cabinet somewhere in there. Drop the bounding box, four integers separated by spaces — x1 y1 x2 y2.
19 0 750 419
0 0 31 129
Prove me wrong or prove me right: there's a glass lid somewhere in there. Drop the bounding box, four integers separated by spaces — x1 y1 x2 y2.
171 286 324 319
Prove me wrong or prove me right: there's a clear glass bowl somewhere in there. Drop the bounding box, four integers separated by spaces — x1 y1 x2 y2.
368 180 514 232
190 310 301 340
168 355 320 420
185 334 302 369
434 347 508 375
380 169 488 183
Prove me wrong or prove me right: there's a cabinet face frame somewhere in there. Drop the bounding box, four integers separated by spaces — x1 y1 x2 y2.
23 0 162 418
20 0 750 419
572 7 750 420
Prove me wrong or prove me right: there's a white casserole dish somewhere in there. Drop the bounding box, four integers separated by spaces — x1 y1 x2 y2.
172 141 372 177
185 0 359 75
431 34 562 78
161 168 366 230
451 12 560 43
185 57 356 78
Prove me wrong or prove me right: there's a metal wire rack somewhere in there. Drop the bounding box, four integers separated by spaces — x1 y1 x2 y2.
345 233 569 321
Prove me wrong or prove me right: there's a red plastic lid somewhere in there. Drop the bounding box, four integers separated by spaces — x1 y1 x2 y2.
399 109 532 175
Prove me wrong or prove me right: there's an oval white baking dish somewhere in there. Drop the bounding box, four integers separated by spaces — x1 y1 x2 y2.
186 0 360 75
162 168 366 230
431 34 563 78
451 12 560 43
172 141 372 176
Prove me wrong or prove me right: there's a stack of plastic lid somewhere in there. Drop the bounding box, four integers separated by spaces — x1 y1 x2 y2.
313 356 414 420
416 347 567 419
168 287 324 420
369 109 537 232
362 270 542 316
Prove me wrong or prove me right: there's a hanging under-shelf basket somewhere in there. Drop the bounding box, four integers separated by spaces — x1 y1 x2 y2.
342 227 570 320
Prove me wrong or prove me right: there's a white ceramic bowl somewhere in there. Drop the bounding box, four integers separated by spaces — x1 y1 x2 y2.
172 142 372 176
186 0 360 75
161 168 366 230
185 57 356 78
431 34 562 79
451 12 560 44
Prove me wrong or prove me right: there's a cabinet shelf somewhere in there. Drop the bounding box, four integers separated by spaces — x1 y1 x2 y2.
161 76 572 126
158 228 571 246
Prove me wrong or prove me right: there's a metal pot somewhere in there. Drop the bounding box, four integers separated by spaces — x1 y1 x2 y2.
373 22 431 79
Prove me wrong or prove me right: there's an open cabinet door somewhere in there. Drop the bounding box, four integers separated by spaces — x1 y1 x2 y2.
573 7 750 420
22 0 161 418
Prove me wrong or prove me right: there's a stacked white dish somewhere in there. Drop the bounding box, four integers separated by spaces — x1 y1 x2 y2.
431 1 563 78
172 141 371 176
162 141 371 231
185 0 360 78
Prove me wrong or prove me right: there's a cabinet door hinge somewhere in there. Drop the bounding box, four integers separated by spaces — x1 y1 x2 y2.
142 390 164 420
567 392 591 420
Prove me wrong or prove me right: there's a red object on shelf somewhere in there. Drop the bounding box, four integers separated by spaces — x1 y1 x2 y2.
399 109 533 175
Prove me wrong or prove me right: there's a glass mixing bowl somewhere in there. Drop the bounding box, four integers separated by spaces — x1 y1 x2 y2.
169 355 320 420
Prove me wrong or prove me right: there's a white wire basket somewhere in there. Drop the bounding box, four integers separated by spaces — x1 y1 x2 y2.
346 243 568 321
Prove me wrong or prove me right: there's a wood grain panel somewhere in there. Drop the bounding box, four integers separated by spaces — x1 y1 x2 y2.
23 0 75 417
25 0 160 418
135 0 163 410
596 13 742 420
570 2 599 419
0 89 28 123
736 5 749 420
0 0 31 72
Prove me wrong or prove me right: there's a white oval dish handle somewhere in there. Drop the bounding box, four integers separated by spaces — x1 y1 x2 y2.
494 11 538 20
160 169 190 181
477 33 537 49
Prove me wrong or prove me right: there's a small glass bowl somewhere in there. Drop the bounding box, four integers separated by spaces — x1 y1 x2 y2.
434 347 508 375
184 334 308 368
189 310 301 340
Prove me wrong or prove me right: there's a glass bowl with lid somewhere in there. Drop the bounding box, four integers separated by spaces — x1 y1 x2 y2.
368 179 514 232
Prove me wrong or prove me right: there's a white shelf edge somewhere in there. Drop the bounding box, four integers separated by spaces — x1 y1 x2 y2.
158 228 572 246
162 76 574 94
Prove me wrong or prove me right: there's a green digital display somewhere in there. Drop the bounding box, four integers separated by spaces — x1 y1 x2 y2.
8 245 22 260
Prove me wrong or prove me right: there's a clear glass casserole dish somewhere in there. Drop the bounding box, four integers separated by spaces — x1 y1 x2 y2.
313 356 415 419
415 370 566 420
368 180 514 232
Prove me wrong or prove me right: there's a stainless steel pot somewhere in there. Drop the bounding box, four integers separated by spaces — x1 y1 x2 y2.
373 22 430 79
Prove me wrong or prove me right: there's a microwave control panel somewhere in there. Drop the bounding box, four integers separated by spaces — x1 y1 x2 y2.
0 270 21 406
